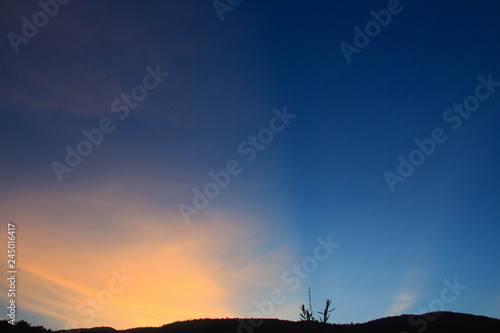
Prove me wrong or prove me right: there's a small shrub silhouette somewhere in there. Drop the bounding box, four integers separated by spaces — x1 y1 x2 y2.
299 288 335 324
317 299 335 323
299 304 315 322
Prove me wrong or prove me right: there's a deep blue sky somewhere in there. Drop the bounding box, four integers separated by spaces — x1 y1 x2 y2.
1 0 499 329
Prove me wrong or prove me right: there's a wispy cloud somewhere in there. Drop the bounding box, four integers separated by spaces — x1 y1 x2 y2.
386 292 417 316
384 266 428 316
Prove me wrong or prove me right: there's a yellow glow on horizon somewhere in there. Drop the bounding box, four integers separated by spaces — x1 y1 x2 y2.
0 184 294 330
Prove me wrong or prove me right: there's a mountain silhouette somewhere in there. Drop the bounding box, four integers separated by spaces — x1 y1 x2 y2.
2 312 499 333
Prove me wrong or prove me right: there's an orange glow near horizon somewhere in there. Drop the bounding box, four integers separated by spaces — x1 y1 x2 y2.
0 184 294 330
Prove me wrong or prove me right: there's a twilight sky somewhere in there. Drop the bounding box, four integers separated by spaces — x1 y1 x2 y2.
1 0 500 330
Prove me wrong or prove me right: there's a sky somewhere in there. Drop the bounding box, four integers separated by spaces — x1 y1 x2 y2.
1 0 500 330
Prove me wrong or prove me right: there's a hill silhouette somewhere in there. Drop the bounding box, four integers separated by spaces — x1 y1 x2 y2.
2 312 499 333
